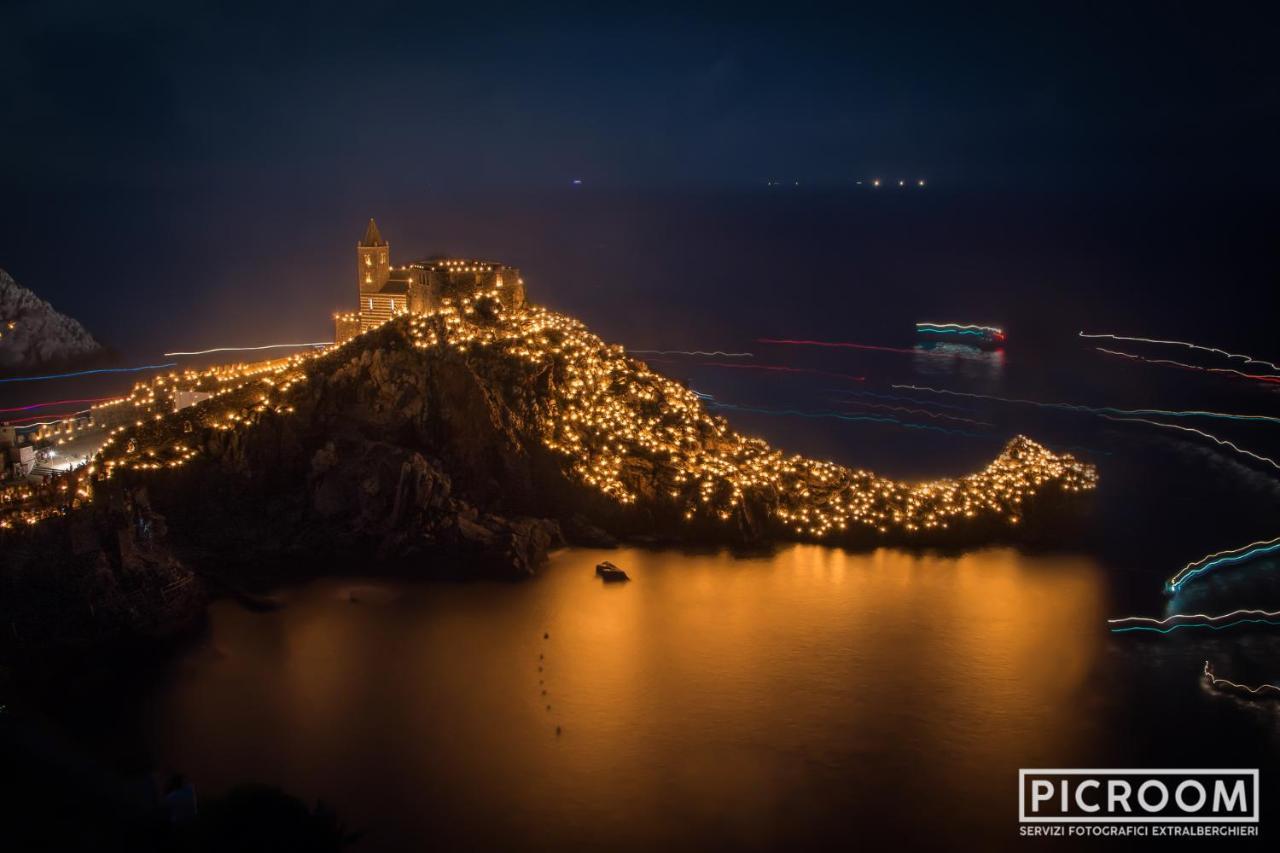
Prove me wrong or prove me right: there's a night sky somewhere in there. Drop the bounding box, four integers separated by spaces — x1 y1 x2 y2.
5 2 1277 192
1 2 1277 350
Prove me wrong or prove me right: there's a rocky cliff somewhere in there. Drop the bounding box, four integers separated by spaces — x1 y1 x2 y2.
0 485 205 666
0 268 102 372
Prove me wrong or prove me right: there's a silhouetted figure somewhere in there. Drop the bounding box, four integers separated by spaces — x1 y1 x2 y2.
164 773 198 824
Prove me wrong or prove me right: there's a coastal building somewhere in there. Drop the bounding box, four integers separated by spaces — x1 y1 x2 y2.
335 219 526 343
7 444 35 479
173 389 214 412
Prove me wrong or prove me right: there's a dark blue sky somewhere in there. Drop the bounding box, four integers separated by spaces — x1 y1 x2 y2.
1 2 1277 359
4 1 1277 194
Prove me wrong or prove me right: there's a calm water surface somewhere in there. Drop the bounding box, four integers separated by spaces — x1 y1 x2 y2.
133 544 1280 851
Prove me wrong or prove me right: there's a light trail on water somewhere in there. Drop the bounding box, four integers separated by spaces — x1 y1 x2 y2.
1166 535 1280 591
631 349 753 358
707 401 991 439
758 338 997 361
0 363 177 385
916 322 1004 335
0 396 118 413
684 361 867 383
826 388 980 413
6 410 88 425
164 342 332 356
835 399 992 427
1094 347 1280 385
1109 607 1280 634
1079 331 1280 374
893 385 1280 426
1102 416 1280 472
1203 662 1280 698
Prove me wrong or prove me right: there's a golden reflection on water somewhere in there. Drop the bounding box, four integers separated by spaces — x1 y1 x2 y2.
149 545 1109 851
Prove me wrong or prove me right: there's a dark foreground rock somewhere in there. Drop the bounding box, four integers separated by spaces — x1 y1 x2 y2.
0 486 205 667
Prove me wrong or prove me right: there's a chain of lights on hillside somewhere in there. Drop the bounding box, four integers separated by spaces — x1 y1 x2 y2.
1 350 319 528
4 293 1096 537
396 292 1095 534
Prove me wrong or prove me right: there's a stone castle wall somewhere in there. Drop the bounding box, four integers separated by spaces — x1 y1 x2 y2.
411 265 525 312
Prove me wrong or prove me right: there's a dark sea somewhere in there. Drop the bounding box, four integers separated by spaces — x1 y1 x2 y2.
3 187 1280 849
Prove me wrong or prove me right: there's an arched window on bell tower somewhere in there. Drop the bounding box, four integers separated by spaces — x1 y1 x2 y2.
357 218 390 295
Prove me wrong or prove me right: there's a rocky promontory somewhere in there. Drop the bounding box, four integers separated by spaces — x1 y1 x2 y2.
1 291 1096 663
0 268 102 372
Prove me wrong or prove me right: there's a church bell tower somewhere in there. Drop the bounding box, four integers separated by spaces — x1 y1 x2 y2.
358 218 390 295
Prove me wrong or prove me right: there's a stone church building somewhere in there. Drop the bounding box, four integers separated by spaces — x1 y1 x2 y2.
335 219 525 343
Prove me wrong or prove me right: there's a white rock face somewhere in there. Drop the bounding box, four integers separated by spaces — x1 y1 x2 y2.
0 268 101 370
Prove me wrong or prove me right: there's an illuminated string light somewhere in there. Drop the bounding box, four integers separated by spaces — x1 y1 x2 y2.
51 295 1094 540
164 342 332 356
0 396 118 413
1166 535 1280 591
1102 416 1280 472
894 384 1280 426
1203 661 1280 698
0 363 177 385
1079 331 1280 374
1094 347 1280 385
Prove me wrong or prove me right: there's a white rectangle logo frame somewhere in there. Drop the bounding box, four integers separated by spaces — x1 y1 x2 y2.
1019 769 1259 823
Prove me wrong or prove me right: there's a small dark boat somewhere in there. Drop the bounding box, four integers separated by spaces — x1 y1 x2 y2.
595 560 630 582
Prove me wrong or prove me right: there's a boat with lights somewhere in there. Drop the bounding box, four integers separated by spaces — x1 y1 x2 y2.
915 322 1005 349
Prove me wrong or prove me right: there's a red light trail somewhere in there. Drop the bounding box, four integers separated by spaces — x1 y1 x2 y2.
1094 347 1280 385
5 411 85 425
0 396 120 414
695 361 867 382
